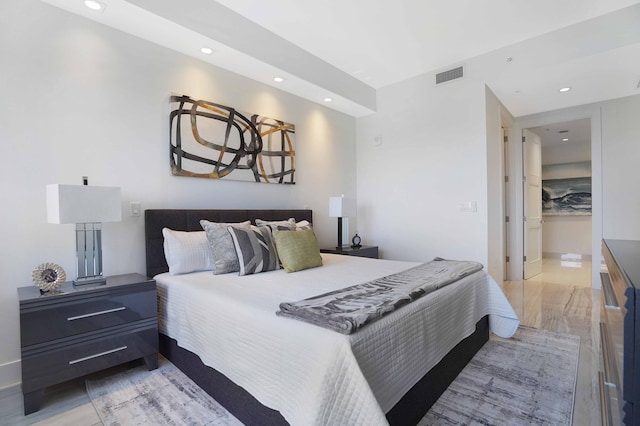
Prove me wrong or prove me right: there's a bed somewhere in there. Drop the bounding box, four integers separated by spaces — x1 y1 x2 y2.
144 209 519 425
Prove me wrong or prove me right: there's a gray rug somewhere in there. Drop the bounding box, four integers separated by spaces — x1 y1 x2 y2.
86 357 242 425
421 326 580 425
86 327 579 426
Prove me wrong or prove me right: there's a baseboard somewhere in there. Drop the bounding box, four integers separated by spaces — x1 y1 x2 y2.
0 359 21 392
543 252 592 261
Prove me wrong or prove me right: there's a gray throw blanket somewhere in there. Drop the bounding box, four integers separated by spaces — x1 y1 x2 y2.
276 258 483 334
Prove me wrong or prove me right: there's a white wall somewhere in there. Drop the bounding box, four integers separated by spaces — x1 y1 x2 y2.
601 95 640 239
542 217 592 256
0 1 356 389
542 142 592 165
356 72 489 266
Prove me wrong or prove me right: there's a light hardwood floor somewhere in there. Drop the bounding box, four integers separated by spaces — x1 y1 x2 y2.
1 257 600 425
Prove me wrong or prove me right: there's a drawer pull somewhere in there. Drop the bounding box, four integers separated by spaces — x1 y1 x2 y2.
69 346 128 365
67 306 126 321
599 371 613 426
600 273 619 310
600 322 616 387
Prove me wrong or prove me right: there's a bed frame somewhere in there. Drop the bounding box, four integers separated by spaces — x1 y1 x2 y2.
145 209 489 426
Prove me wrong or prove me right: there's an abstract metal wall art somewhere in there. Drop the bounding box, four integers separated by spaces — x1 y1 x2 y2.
169 94 296 184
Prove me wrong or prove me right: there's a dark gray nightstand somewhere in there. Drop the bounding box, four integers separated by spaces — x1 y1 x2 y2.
321 245 379 259
17 273 158 414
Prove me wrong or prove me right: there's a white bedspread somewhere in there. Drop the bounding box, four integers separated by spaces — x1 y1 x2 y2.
156 254 519 426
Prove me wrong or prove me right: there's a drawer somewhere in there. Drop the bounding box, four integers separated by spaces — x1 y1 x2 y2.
601 278 625 391
602 244 628 315
20 289 156 346
600 321 623 391
599 371 622 426
348 247 378 258
21 321 158 393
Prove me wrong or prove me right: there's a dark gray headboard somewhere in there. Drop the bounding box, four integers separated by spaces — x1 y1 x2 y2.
144 209 313 278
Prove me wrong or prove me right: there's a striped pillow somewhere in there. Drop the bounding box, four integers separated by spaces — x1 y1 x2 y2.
227 225 280 275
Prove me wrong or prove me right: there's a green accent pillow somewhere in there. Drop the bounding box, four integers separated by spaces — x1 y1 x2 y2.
272 228 323 273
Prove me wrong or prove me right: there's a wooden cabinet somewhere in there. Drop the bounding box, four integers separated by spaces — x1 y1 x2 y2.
18 273 158 414
600 240 640 425
321 246 379 259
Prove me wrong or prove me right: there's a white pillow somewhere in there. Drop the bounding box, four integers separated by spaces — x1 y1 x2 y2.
162 228 214 275
296 220 312 230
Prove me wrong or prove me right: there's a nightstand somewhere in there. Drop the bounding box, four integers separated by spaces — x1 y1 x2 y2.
17 273 158 415
321 246 379 259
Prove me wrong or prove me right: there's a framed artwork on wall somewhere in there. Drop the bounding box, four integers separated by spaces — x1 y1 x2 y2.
169 94 296 184
542 176 591 216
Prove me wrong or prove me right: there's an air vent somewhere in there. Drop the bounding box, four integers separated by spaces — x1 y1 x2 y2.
436 66 464 84
558 130 569 134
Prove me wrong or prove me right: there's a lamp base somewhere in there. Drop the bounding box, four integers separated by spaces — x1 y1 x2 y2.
73 276 107 287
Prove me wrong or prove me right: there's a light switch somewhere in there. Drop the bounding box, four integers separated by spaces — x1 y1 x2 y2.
130 201 141 217
459 201 477 213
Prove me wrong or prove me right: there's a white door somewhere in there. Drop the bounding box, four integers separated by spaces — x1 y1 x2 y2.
503 127 510 280
523 129 542 279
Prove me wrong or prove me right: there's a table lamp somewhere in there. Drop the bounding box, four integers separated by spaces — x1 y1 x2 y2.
47 180 121 286
329 196 356 249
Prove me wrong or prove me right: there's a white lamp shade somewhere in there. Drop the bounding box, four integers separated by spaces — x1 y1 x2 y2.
47 184 122 224
329 196 356 218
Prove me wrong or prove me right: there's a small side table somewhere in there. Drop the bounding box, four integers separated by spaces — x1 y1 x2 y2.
18 273 158 414
321 245 379 259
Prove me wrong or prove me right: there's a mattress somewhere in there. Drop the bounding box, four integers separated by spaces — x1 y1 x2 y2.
155 253 519 426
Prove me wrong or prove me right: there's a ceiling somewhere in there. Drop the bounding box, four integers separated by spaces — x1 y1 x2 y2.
41 0 640 117
529 118 591 148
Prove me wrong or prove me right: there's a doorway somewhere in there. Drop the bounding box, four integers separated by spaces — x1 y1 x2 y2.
524 118 593 287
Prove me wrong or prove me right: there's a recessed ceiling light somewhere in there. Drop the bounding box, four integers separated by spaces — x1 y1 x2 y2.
559 87 571 92
273 77 284 83
562 138 569 142
324 97 332 102
84 0 104 11
200 47 213 55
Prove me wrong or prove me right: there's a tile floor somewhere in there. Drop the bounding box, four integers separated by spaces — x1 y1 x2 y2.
502 256 601 426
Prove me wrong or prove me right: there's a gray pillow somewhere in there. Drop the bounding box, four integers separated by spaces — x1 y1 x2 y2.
200 220 251 274
255 218 296 231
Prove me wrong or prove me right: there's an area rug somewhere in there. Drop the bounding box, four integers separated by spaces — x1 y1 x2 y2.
86 327 579 426
420 326 580 426
86 357 242 425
